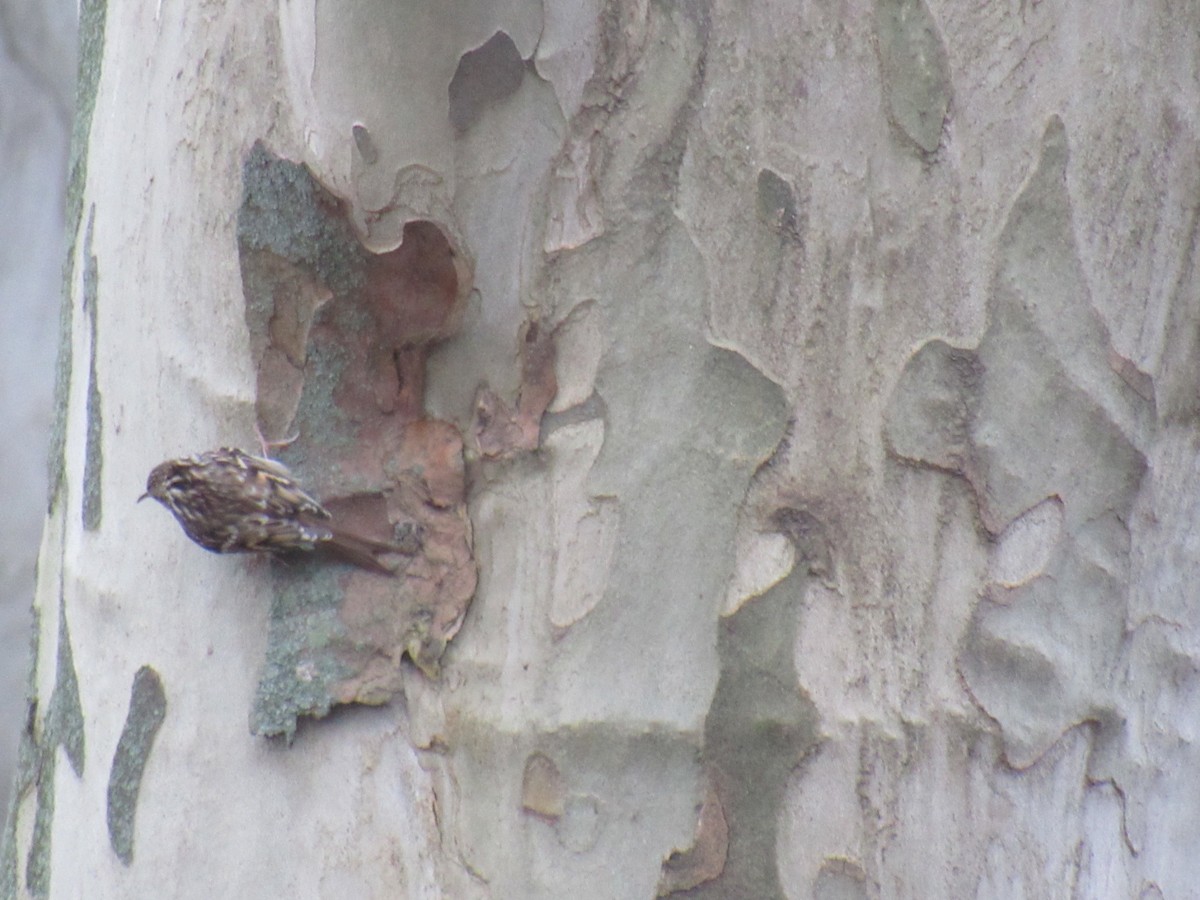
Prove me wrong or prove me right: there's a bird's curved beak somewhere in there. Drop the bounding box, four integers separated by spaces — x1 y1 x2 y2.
137 492 149 503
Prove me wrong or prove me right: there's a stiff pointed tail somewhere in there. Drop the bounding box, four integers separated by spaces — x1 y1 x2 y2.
321 522 418 576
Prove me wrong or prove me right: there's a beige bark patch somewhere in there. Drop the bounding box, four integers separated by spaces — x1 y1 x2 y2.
656 772 729 895
521 752 565 820
988 496 1064 589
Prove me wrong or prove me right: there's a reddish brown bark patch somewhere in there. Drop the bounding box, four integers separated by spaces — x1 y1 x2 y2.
238 144 476 737
363 220 466 346
473 319 559 458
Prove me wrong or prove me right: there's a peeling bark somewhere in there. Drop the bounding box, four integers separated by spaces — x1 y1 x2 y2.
9 0 1200 897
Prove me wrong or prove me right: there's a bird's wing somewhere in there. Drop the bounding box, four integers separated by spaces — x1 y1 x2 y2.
224 448 330 520
230 513 329 554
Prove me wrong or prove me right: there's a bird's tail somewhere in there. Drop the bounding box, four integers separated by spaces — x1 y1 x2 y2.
322 523 416 576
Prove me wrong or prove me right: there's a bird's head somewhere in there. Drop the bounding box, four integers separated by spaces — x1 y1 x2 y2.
140 459 183 505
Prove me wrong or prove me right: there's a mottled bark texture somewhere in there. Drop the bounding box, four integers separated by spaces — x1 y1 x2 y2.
7 0 1200 897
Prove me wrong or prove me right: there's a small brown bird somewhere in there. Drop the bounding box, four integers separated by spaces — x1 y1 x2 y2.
140 447 404 574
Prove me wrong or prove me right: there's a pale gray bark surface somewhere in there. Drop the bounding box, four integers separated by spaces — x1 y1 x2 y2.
5 1 1199 898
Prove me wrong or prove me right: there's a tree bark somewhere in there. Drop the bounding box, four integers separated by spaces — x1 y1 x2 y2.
5 0 1200 898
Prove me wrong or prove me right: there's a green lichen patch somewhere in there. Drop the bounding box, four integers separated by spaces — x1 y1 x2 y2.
52 0 109 512
690 574 819 900
0 700 41 900
46 599 84 777
107 667 166 865
249 563 354 740
238 144 365 297
24 756 55 899
875 0 951 154
82 213 103 531
1 603 43 898
1 595 86 899
46 271 73 516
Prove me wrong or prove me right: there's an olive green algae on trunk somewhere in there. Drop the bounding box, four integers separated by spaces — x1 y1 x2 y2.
107 667 167 865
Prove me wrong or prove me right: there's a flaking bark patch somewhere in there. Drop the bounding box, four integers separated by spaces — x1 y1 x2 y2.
473 319 559 459
238 145 476 738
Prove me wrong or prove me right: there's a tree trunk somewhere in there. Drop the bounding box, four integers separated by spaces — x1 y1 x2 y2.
5 0 1199 897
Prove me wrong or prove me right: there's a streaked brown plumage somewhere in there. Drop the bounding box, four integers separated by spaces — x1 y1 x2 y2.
140 447 404 574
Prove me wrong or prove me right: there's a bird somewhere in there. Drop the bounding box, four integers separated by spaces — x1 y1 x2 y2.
140 447 407 575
